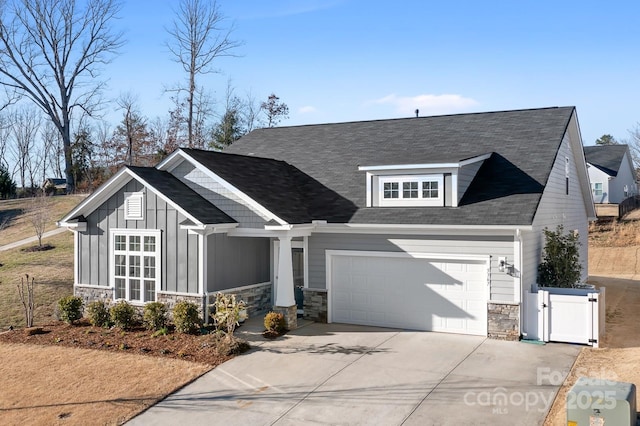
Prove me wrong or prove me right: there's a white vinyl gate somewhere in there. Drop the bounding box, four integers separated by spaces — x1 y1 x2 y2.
527 288 604 347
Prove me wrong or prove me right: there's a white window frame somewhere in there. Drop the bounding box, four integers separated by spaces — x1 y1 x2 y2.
592 182 603 197
111 229 161 304
378 174 444 207
124 192 144 221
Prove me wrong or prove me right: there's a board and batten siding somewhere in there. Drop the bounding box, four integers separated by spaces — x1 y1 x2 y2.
206 234 270 292
171 160 269 228
78 179 199 294
525 131 590 291
308 233 516 302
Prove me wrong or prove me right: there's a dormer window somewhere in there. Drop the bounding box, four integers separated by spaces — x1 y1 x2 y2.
360 153 491 208
378 175 444 206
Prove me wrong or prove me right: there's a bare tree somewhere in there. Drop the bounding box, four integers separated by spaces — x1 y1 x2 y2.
0 0 124 193
241 89 263 133
40 121 63 179
166 0 241 147
261 93 289 128
27 193 51 247
9 107 41 191
0 113 10 169
17 274 36 328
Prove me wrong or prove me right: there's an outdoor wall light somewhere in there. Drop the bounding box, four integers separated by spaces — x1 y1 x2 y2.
498 257 508 273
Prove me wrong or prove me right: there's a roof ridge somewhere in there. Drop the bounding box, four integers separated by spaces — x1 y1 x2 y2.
251 106 574 130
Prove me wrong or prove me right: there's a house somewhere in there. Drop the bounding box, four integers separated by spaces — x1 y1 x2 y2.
43 177 67 195
584 145 637 204
58 106 596 341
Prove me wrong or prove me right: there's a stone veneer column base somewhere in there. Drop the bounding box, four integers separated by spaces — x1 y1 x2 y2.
273 305 297 330
302 288 327 323
487 302 520 341
213 282 272 319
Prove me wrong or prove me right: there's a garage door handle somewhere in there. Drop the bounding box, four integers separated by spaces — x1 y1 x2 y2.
541 303 547 308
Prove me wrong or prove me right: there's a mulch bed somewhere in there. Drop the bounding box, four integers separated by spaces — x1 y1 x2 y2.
21 243 55 252
0 319 244 365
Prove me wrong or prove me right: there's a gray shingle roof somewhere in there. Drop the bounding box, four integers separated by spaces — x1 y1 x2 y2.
221 107 575 226
180 148 357 223
127 166 235 225
583 145 629 177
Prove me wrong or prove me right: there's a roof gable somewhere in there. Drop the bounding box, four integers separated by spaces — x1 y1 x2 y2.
584 145 630 177
178 148 358 224
60 166 235 226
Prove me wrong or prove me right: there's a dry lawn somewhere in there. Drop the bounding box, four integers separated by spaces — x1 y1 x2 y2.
0 343 211 425
0 195 85 245
0 232 74 329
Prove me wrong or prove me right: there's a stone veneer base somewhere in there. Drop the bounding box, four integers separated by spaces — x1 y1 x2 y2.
214 282 272 319
273 305 297 330
487 302 520 341
302 288 327 323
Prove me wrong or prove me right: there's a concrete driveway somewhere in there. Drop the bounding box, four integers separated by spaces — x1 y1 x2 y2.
129 321 580 425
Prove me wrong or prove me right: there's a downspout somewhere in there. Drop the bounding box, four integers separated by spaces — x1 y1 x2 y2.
515 228 524 338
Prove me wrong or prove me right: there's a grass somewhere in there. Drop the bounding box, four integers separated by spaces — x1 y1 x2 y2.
0 194 85 245
0 195 81 329
0 343 210 425
0 229 74 329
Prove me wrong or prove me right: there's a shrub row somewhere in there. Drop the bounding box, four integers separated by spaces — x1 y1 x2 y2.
57 297 203 333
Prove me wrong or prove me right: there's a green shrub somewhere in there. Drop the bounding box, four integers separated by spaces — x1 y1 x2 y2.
110 301 136 330
57 295 83 324
143 302 168 331
537 225 583 288
172 301 201 334
263 311 285 333
86 300 111 327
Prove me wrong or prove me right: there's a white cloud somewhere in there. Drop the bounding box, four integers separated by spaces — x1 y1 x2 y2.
299 105 317 114
371 93 479 116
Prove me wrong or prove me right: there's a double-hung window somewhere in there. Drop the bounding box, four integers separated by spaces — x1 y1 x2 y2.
112 230 160 303
379 174 444 206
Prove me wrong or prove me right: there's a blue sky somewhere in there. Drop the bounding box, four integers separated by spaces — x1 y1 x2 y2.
105 0 640 146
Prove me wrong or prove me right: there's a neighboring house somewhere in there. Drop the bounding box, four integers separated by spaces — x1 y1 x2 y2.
43 177 67 195
584 145 638 204
58 106 596 341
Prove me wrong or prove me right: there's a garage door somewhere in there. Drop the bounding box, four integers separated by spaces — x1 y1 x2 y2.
330 253 488 335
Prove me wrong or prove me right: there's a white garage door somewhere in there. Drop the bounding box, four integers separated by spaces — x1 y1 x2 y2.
330 253 488 335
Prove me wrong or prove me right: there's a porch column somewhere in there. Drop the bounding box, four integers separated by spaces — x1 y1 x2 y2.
274 235 297 329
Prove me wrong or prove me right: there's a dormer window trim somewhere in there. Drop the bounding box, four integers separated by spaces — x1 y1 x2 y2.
378 175 444 207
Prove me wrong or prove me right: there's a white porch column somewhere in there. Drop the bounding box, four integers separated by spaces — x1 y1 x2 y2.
275 235 296 307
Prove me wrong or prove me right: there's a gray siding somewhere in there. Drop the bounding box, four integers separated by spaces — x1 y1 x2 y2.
78 179 199 294
172 160 270 228
528 132 590 289
308 233 515 301
206 234 270 292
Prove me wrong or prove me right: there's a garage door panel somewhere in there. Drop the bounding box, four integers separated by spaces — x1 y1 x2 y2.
331 254 488 335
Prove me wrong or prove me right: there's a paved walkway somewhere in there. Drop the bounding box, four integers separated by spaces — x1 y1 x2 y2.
0 227 67 252
129 319 580 426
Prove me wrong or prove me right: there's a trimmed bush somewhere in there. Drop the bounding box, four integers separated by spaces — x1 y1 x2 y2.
110 301 136 330
143 302 168 331
57 295 83 324
173 301 201 334
86 300 111 327
263 311 285 333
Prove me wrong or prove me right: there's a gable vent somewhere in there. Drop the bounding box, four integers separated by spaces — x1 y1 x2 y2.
125 192 144 220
